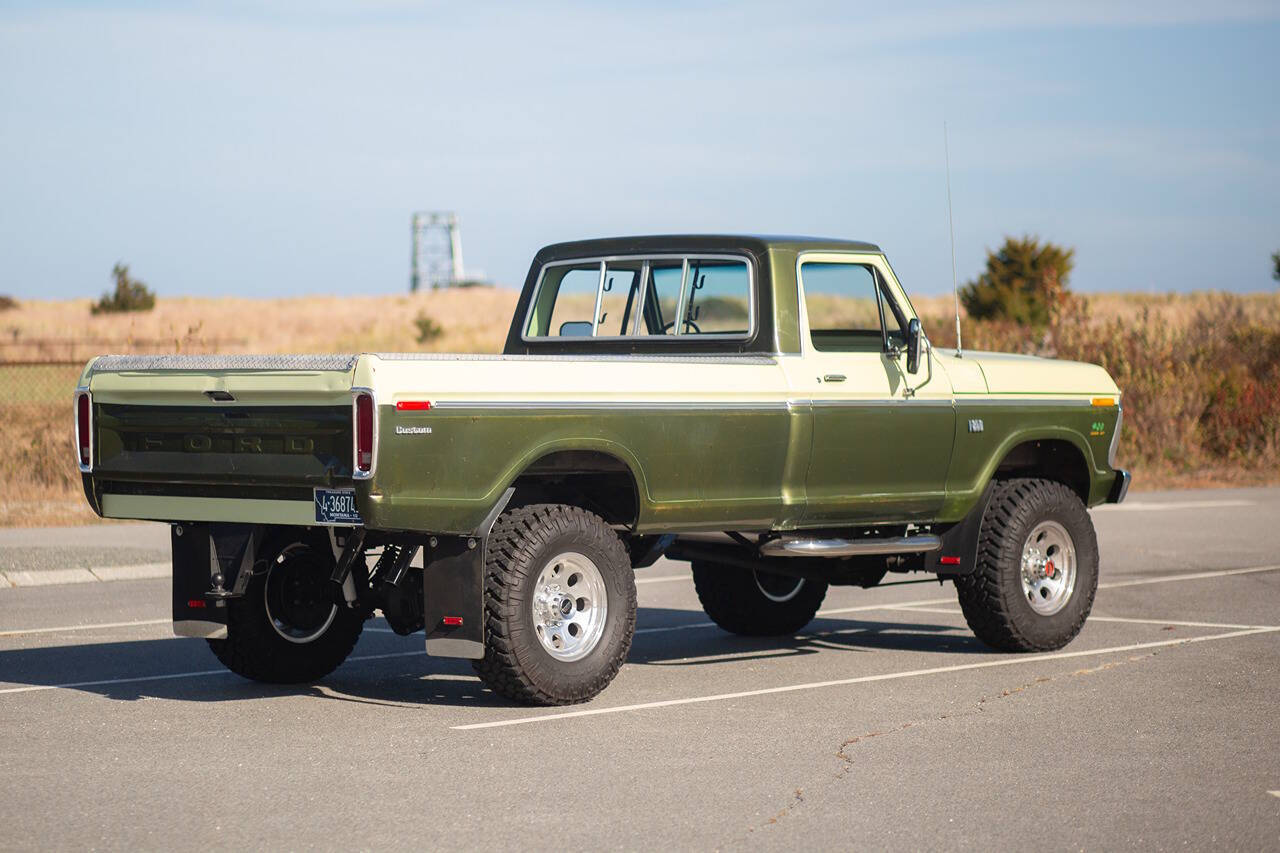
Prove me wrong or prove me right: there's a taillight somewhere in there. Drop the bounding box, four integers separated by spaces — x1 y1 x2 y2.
74 390 92 471
353 390 374 478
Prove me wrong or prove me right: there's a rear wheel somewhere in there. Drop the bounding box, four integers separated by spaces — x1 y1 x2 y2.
208 537 365 683
691 561 828 636
473 504 636 706
956 478 1099 651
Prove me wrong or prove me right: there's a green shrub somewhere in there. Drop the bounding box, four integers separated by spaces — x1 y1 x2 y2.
91 263 155 314
0 294 16 311
414 312 444 343
960 236 1074 326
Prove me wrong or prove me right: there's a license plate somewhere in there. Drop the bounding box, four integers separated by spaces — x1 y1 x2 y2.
314 488 363 525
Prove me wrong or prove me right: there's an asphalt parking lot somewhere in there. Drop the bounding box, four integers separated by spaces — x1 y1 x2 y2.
2 487 1278 850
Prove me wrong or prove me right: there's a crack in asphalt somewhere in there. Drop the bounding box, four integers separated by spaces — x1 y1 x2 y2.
975 652 1158 709
736 649 1162 845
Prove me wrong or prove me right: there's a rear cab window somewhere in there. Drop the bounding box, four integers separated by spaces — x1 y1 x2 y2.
524 255 754 340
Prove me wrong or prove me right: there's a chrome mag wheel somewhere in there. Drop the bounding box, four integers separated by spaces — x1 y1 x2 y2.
1019 520 1077 616
531 552 608 662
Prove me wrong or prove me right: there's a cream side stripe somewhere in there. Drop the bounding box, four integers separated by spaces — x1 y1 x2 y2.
428 400 790 411
425 398 1097 410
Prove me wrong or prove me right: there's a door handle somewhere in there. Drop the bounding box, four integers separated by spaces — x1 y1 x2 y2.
822 374 846 383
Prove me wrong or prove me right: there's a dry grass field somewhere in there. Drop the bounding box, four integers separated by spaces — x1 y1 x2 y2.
2 288 520 361
2 287 1278 526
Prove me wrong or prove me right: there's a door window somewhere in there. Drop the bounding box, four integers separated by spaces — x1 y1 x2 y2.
800 261 905 352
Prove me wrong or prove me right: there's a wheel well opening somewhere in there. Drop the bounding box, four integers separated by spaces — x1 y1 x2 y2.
508 450 640 527
994 439 1089 502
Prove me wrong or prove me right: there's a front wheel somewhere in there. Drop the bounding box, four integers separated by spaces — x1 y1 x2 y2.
691 561 828 636
472 504 636 706
956 478 1099 652
208 537 365 683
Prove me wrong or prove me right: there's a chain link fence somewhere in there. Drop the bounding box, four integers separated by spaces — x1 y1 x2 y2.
1 361 88 519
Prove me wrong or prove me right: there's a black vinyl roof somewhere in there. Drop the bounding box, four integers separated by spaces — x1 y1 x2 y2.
536 234 881 260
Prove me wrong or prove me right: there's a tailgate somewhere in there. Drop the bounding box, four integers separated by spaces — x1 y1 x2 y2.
82 354 359 520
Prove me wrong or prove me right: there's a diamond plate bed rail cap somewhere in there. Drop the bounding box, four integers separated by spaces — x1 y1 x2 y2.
90 354 359 372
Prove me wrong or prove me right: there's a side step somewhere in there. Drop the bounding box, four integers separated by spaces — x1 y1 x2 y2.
759 535 942 558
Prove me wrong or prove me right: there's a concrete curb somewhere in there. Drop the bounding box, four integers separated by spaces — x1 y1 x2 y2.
2 562 168 589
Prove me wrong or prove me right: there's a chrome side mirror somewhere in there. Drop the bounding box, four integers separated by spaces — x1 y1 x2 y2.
906 318 923 374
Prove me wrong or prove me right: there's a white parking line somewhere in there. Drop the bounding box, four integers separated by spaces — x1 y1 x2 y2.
636 620 714 635
4 565 1277 640
634 574 690 585
633 596 972 636
887 606 1274 631
0 618 171 638
1084 615 1277 630
1097 565 1279 589
0 650 426 695
1093 500 1254 512
451 626 1280 730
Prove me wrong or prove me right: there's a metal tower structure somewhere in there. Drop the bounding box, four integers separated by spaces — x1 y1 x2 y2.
410 211 466 291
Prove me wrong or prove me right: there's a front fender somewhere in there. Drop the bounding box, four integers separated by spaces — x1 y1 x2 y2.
941 409 1113 521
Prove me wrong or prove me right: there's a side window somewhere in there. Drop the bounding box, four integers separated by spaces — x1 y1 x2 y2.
639 260 684 335
597 261 642 336
526 255 754 338
801 262 904 352
531 264 599 337
681 259 750 335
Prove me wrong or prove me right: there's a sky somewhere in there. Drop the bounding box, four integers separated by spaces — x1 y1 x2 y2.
1 1 1278 300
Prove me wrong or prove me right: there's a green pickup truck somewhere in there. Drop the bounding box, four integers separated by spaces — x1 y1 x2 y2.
74 235 1129 705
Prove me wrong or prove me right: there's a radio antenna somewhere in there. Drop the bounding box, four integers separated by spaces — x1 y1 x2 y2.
944 121 962 357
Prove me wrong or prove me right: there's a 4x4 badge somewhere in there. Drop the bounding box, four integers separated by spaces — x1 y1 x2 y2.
968 419 984 433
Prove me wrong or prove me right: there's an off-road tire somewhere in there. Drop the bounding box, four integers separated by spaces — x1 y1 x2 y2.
473 504 636 706
691 561 828 636
956 478 1099 652
207 539 365 683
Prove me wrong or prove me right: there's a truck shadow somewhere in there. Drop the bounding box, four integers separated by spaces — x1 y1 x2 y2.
0 607 983 707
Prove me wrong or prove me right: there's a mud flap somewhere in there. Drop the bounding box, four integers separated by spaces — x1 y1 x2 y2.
423 536 486 659
923 481 997 578
171 522 257 639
